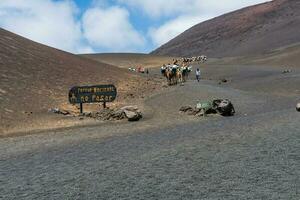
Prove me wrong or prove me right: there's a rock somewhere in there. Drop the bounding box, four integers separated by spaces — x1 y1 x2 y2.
70 106 143 121
96 109 126 121
282 69 292 74
49 108 70 115
123 110 142 121
191 108 201 115
60 110 70 115
213 99 235 116
111 109 127 120
83 112 92 117
195 109 205 117
221 79 228 83
120 106 139 112
48 108 59 113
179 106 193 112
121 106 142 121
180 99 235 118
296 103 300 112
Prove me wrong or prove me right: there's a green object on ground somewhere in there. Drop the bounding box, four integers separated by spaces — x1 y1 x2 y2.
196 101 213 110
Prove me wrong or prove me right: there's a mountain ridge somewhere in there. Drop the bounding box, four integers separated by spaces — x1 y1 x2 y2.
151 0 300 57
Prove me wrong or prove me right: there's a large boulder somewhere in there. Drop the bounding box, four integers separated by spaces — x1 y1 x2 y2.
120 106 143 121
213 99 235 116
296 103 300 112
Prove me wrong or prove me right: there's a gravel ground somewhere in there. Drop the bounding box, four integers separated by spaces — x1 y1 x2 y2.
1 67 300 199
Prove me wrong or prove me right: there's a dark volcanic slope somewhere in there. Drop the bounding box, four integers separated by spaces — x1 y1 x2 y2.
0 28 141 132
152 0 300 57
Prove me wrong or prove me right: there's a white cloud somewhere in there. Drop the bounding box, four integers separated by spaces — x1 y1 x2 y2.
146 0 271 47
77 46 95 54
119 0 271 18
149 15 213 46
82 6 145 52
118 0 190 18
0 0 86 53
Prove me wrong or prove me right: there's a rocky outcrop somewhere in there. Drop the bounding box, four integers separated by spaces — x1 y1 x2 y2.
50 106 143 122
180 99 235 117
84 109 126 121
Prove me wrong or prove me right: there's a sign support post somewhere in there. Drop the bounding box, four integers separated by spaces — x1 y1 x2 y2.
80 103 83 114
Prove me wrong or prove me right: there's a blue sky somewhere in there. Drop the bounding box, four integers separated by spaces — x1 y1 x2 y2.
0 0 270 54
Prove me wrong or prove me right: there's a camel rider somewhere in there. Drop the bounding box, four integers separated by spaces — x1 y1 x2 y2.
161 64 166 74
166 63 171 69
172 64 178 74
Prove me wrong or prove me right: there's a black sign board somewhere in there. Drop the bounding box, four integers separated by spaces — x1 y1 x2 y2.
69 84 117 106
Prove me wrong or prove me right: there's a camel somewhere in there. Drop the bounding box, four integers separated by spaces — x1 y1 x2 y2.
181 67 189 82
176 69 183 84
165 68 177 85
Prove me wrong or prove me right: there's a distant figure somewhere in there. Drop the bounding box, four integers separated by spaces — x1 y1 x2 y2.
146 68 149 74
196 68 201 82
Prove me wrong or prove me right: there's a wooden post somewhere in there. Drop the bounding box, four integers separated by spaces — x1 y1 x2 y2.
103 102 106 109
80 103 83 114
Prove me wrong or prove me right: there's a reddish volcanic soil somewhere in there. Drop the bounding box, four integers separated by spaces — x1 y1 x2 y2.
0 28 161 135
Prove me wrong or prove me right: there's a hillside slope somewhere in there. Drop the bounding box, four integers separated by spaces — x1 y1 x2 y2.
152 0 300 57
0 28 147 134
81 53 175 68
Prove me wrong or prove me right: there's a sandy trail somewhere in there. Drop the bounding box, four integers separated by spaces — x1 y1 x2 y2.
1 64 299 199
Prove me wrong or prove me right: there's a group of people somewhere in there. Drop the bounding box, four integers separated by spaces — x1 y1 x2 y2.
160 63 193 85
173 55 207 64
161 58 203 85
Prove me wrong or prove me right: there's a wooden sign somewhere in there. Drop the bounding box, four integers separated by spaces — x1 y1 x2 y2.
69 85 117 113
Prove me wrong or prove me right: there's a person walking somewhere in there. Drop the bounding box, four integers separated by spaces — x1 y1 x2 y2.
196 68 201 82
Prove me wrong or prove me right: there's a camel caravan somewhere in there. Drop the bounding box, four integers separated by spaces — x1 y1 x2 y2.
179 55 207 64
161 55 207 85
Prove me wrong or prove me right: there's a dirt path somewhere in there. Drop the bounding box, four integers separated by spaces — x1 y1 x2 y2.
1 65 300 199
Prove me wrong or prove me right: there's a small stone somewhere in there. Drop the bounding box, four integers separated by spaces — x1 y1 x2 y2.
111 109 126 120
282 69 292 74
296 103 300 112
84 112 92 117
221 79 228 83
192 108 201 115
179 106 193 112
195 109 205 117
60 110 70 115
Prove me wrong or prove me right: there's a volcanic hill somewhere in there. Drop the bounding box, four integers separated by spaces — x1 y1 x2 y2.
152 0 300 58
0 28 153 135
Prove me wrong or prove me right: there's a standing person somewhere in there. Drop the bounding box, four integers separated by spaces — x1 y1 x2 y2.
196 68 201 82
